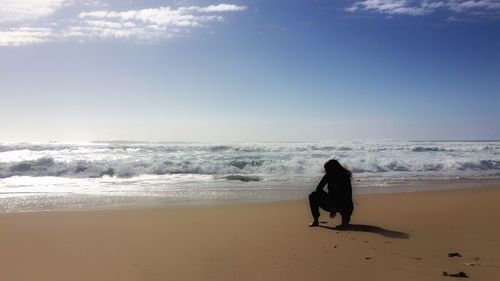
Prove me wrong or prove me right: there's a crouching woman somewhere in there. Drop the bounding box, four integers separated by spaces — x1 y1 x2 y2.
309 159 353 228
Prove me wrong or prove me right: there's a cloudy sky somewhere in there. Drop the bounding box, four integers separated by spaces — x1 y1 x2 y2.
1 0 499 142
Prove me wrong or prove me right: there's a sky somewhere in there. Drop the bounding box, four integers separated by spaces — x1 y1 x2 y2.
0 0 499 142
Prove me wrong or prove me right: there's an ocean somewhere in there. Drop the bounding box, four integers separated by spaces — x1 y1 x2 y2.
1 140 499 212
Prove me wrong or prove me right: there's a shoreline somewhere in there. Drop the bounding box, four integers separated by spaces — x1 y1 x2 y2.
0 178 500 214
1 177 500 214
1 186 499 280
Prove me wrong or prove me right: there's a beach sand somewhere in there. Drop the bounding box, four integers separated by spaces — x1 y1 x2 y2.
1 186 499 280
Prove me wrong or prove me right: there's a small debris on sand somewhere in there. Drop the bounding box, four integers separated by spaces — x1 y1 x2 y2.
442 271 468 278
462 262 476 266
448 252 463 257
365 257 373 260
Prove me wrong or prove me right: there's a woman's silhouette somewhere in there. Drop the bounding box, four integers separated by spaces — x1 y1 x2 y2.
309 159 353 227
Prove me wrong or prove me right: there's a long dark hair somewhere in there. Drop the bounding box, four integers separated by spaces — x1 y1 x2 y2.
324 159 352 178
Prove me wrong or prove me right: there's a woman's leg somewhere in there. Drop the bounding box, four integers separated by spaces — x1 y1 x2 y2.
308 191 332 226
340 211 350 226
340 202 354 226
308 191 321 225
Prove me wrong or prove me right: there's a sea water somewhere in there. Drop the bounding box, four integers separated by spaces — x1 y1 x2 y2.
1 140 499 212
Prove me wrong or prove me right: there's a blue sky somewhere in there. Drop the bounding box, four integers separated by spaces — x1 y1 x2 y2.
1 0 499 142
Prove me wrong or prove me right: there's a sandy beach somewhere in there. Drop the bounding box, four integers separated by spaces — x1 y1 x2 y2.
3 0 498 280
1 186 499 281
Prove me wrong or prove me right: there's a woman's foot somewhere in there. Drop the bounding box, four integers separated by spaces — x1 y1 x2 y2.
336 223 351 230
309 220 319 227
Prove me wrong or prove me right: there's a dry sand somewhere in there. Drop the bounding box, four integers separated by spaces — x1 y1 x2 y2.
1 186 500 280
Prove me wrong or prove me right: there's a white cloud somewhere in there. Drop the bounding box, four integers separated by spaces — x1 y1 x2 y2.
345 0 500 17
345 0 435 16
197 4 247 12
71 4 245 41
0 0 70 22
78 7 223 27
0 27 53 46
0 2 246 46
82 0 108 7
448 0 500 11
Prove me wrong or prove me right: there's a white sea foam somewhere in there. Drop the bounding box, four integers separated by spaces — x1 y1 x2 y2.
0 141 499 212
0 141 499 180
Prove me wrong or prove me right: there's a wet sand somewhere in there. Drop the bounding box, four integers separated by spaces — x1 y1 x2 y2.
1 186 499 280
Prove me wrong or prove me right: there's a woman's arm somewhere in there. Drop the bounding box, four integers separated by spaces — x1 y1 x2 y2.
347 178 352 199
316 174 328 192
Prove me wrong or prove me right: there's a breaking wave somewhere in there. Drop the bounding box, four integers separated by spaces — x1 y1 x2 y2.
0 141 499 183
220 175 263 182
411 146 450 152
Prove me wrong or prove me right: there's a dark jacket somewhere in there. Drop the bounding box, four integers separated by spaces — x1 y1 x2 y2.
316 172 353 212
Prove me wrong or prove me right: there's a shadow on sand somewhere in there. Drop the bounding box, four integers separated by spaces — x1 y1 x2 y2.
319 224 410 239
